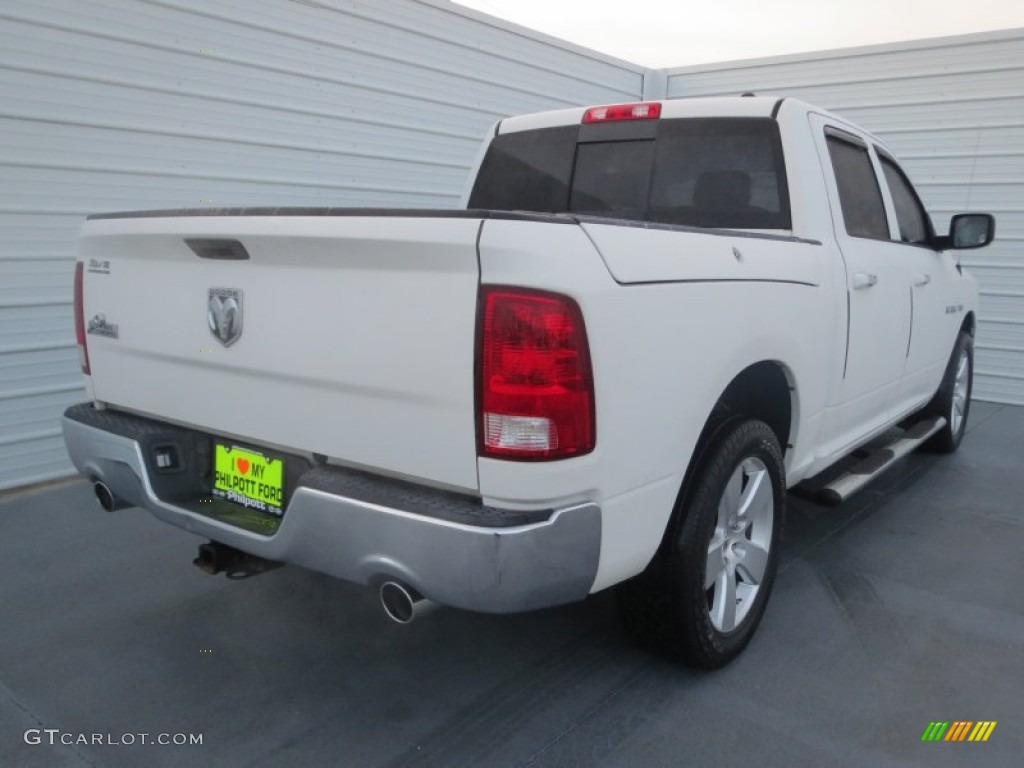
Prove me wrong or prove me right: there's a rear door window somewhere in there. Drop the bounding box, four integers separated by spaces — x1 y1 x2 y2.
826 134 889 240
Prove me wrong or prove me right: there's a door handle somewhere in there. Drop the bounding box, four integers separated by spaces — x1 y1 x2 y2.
852 272 878 289
913 273 932 287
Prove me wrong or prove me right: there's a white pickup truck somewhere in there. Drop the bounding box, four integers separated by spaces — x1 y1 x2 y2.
63 96 993 667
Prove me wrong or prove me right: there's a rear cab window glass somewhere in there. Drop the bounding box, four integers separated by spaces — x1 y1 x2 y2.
878 154 931 244
468 125 577 212
648 119 790 229
468 118 791 230
825 133 889 240
569 140 655 217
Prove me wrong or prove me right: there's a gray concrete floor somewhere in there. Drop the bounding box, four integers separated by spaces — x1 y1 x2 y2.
1 402 1021 768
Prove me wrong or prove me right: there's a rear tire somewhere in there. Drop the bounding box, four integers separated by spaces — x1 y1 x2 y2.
617 418 785 668
923 331 973 453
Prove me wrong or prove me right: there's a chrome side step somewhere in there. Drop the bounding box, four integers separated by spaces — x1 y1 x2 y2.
817 416 946 506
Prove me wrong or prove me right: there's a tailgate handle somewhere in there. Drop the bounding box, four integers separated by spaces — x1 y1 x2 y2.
185 238 250 260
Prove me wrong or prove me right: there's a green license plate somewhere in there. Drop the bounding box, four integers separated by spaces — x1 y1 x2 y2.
212 444 284 516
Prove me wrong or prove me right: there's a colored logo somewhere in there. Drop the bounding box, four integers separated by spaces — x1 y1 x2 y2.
921 721 997 742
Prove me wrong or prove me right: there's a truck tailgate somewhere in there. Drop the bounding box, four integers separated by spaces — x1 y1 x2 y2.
79 213 482 492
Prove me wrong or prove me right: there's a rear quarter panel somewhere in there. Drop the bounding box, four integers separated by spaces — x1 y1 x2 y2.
478 219 840 590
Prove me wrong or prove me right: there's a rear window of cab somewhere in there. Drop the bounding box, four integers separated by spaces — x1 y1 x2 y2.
469 118 791 230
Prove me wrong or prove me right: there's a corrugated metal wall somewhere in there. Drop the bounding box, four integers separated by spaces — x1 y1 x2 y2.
0 0 646 491
3 2 1022 491
664 29 1024 405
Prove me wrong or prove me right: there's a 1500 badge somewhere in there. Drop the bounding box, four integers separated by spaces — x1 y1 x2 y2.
946 304 964 314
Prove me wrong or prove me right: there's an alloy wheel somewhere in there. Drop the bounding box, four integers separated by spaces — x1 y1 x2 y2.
705 457 775 633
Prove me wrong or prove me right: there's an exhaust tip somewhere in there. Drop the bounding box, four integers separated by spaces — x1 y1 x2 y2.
380 581 438 624
93 481 116 512
380 581 416 624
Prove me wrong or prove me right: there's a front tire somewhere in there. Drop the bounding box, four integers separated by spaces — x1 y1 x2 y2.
618 418 785 668
924 331 973 453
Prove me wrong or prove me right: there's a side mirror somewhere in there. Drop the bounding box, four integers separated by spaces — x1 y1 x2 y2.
939 213 995 250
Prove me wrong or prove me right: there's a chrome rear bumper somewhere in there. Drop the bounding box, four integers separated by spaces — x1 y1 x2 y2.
62 404 601 613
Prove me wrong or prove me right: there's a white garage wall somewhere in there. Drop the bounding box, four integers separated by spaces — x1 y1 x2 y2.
664 28 1024 406
0 0 647 491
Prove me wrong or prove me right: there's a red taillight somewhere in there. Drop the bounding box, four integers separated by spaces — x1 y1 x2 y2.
582 102 661 123
477 287 595 460
73 261 90 375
